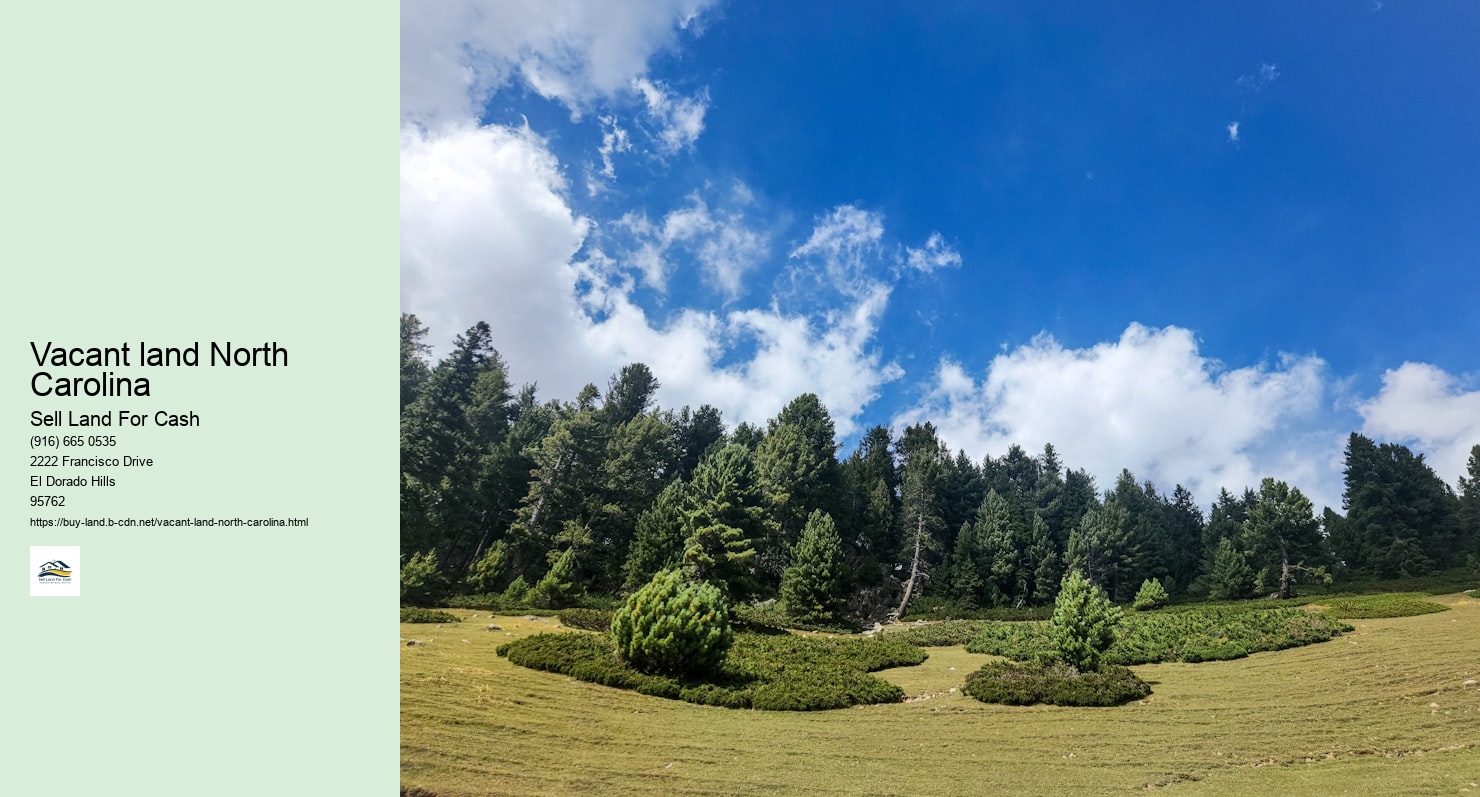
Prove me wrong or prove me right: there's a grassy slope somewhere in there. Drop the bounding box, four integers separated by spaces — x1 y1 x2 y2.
402 594 1480 795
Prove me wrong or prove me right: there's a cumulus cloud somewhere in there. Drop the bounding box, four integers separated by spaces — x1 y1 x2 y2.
400 123 605 392
632 77 710 154
400 0 717 126
1357 362 1480 487
895 324 1338 509
401 118 899 432
1227 121 1240 143
399 2 904 438
904 232 963 273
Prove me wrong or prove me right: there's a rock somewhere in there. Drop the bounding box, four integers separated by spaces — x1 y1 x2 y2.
486 623 502 631
871 622 885 634
406 640 421 646
524 615 540 621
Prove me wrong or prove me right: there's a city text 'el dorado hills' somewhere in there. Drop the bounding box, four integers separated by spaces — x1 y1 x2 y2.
27 340 289 397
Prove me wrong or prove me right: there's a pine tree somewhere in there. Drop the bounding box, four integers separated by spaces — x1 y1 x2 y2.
1243 478 1328 599
1049 570 1122 672
1208 537 1255 600
622 480 687 591
895 424 947 617
781 511 845 623
947 522 986 609
681 444 770 598
612 569 732 676
530 546 581 608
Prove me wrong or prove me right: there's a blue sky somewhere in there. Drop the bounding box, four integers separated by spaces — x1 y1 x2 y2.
400 1 1480 513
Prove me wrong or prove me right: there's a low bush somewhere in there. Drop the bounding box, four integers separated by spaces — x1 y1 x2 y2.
901 596 1052 621
556 607 614 631
731 602 860 634
498 631 925 711
400 608 461 624
964 606 1351 665
443 593 500 611
1312 593 1450 619
962 660 1150 707
880 620 995 647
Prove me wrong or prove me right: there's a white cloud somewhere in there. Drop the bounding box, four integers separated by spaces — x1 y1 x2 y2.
905 232 963 273
613 194 768 297
400 123 606 392
632 77 710 154
400 0 717 126
1227 121 1240 143
1237 62 1280 91
401 122 899 435
895 324 1339 509
1357 362 1480 487
399 4 906 438
594 115 631 185
788 205 888 299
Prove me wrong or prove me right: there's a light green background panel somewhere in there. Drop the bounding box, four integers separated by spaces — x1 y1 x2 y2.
1 1 397 794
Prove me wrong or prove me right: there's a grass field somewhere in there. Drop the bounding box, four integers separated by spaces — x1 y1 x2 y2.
401 593 1480 795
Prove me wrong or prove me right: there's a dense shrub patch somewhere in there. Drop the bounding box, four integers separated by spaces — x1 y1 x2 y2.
962 660 1150 706
498 631 925 710
881 620 996 647
901 596 1052 621
731 602 860 634
400 608 461 624
1313 593 1450 619
964 607 1350 665
556 608 615 631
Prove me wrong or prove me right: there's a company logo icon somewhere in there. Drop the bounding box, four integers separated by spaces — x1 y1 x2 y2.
30 545 81 597
38 560 73 580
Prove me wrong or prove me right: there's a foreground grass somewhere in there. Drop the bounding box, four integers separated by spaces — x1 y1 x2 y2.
402 594 1480 795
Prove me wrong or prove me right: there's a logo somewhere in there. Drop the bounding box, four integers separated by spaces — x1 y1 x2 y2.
38 560 73 581
31 546 81 597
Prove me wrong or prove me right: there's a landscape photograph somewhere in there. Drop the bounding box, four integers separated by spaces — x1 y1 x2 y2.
399 3 1480 794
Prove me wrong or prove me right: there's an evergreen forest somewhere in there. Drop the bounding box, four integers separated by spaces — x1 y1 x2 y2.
399 315 1480 622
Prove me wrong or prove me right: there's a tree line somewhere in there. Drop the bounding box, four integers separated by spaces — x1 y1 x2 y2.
400 315 1480 618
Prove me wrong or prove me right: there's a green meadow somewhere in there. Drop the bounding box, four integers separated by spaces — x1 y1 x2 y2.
401 592 1480 796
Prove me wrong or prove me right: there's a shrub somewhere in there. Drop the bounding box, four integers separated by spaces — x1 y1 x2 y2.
530 548 583 609
900 596 1052 621
557 607 614 631
1315 593 1449 619
501 576 531 606
881 620 995 647
963 605 1351 665
498 630 924 711
963 660 1150 707
1133 579 1169 611
400 551 447 607
611 569 733 676
443 593 499 611
731 602 857 634
401 607 460 624
1049 571 1122 671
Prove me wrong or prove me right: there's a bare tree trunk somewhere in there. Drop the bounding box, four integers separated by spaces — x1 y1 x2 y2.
896 512 925 618
1278 536 1294 599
